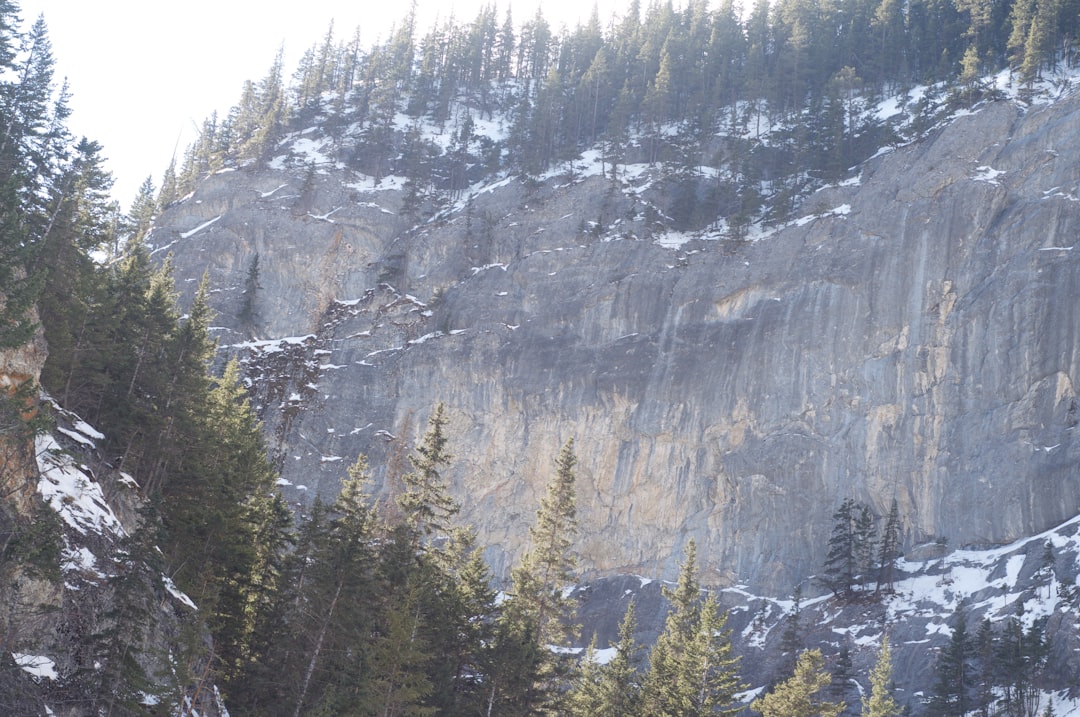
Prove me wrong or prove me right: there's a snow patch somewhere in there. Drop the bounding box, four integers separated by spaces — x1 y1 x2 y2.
13 653 58 681
179 215 222 239
36 434 125 537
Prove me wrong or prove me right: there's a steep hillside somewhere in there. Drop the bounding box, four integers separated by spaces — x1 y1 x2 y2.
0 399 227 715
154 78 1080 600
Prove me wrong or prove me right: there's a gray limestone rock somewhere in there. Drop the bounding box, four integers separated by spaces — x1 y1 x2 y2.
154 92 1080 596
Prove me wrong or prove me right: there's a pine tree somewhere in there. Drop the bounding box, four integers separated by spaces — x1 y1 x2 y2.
777 586 804 680
566 637 607 716
641 540 745 717
431 527 499 714
287 458 380 717
0 12 58 351
862 636 902 717
823 498 859 598
491 438 580 715
752 649 844 717
854 503 878 586
927 609 972 717
973 618 996 717
237 252 261 337
876 499 902 594
593 602 644 715
398 402 460 542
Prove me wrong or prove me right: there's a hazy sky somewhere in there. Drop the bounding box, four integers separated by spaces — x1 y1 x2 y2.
20 0 623 207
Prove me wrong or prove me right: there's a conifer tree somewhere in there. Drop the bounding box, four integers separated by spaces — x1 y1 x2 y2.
973 618 996 717
237 252 261 336
752 649 844 717
287 457 380 717
777 585 805 680
641 540 745 717
876 499 901 594
927 609 972 717
491 438 580 715
823 498 859 598
398 402 460 542
590 601 644 716
0 11 59 351
567 637 607 716
862 636 902 717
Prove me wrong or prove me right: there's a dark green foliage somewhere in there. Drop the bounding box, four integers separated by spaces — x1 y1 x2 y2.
995 603 1049 717
1 498 62 580
237 252 260 336
876 499 902 594
167 0 1051 233
824 499 860 598
489 438 581 715
568 602 644 716
641 540 745 717
927 609 973 717
398 401 460 540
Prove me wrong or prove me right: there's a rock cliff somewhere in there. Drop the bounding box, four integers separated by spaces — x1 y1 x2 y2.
153 89 1080 597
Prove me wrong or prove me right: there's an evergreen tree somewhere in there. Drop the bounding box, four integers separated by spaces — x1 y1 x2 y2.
491 438 580 715
752 649 844 717
996 603 1048 717
854 503 878 585
124 175 157 246
237 252 261 337
398 402 460 542
823 498 859 598
973 618 996 717
641 540 745 717
862 636 902 717
566 637 607 716
876 499 902 594
287 458 380 717
777 586 805 680
927 609 972 717
591 601 644 716
0 11 59 351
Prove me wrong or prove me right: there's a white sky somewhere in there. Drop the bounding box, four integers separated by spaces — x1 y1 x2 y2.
20 0 626 208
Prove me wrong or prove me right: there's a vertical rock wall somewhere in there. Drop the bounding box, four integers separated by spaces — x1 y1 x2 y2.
156 94 1080 594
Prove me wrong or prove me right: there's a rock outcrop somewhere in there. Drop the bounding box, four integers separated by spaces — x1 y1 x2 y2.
0 306 47 517
154 90 1080 596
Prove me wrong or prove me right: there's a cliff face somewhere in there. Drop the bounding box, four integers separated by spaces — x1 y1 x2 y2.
0 308 46 517
154 91 1080 595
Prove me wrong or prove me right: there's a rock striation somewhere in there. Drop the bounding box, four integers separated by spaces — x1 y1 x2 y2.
154 91 1080 596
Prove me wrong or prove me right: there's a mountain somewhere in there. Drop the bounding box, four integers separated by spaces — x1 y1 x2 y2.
155 73 1080 598
6 0 1080 710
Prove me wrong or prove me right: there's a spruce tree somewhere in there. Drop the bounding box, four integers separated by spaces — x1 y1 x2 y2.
823 498 858 598
491 438 580 715
594 602 644 715
752 649 844 717
927 609 972 717
641 540 745 717
862 636 902 717
876 499 901 594
398 402 460 542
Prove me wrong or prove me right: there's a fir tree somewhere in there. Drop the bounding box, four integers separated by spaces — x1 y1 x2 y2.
862 636 902 717
876 499 902 594
927 609 972 717
491 438 580 715
752 649 844 717
641 540 745 717
397 402 460 542
594 602 644 715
